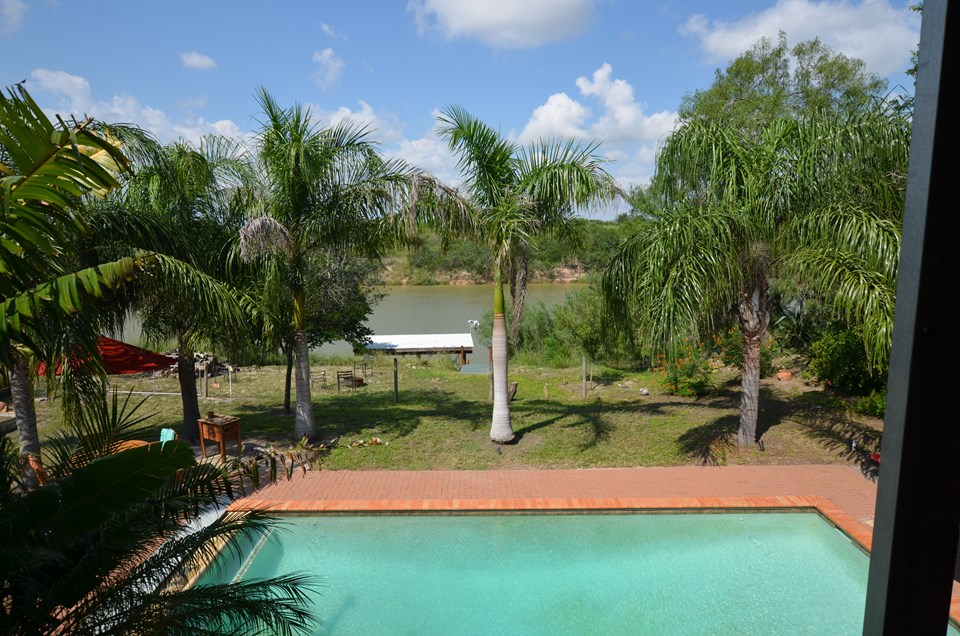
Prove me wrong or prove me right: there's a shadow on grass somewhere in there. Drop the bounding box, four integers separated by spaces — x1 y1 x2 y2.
672 378 882 475
232 388 489 444
682 379 883 476
514 397 673 452
677 415 738 465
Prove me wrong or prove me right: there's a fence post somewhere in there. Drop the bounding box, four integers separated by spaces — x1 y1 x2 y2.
393 357 399 404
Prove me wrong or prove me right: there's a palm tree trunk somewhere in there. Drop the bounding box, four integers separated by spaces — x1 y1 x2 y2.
293 290 315 440
9 351 40 489
177 336 201 442
509 245 529 346
490 273 514 443
283 345 293 416
737 282 769 446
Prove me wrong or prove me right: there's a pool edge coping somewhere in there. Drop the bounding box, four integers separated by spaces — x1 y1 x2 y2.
228 493 960 626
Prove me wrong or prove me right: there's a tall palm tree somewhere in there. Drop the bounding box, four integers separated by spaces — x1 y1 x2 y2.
603 106 910 446
123 136 254 440
242 88 465 440
437 106 618 443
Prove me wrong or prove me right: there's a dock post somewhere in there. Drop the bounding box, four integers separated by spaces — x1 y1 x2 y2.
393 357 399 404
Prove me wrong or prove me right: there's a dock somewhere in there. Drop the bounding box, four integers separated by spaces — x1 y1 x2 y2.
365 333 474 365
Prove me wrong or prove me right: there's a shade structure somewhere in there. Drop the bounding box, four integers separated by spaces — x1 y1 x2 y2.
38 336 176 376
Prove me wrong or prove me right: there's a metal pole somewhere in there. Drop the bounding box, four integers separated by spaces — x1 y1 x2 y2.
863 2 960 632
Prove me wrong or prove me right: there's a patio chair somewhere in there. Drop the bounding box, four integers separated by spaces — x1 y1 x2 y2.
337 370 356 394
160 428 178 448
312 369 328 389
362 354 376 378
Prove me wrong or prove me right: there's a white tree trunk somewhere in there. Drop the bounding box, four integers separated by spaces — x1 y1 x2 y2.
582 352 587 399
294 329 315 440
490 312 514 443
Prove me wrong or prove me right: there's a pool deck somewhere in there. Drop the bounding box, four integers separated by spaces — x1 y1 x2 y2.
229 464 960 623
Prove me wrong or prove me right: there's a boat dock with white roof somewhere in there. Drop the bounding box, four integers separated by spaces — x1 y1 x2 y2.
365 333 474 365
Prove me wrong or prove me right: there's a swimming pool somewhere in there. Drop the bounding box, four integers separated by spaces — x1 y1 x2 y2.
199 511 958 635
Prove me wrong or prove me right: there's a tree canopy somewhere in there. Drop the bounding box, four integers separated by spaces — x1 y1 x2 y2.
678 32 889 134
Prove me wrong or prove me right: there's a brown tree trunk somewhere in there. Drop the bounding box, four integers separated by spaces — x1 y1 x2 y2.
9 351 40 489
177 337 201 442
737 282 769 446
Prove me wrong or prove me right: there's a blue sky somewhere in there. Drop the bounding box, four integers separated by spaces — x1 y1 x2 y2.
1 0 920 215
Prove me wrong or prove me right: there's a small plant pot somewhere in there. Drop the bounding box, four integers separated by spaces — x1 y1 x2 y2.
206 411 216 420
776 370 793 381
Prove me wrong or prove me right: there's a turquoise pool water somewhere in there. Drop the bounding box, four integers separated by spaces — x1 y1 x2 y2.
200 512 957 635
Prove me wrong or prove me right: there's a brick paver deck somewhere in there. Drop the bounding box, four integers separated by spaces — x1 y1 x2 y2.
229 464 960 624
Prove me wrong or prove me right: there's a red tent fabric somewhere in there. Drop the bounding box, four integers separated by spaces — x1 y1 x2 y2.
38 336 177 375
95 336 177 375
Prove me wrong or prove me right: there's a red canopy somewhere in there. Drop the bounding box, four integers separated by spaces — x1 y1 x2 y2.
38 336 177 375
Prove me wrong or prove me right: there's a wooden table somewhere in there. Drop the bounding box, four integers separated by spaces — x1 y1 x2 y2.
198 415 241 460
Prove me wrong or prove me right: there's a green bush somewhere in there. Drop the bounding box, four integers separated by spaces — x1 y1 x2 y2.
807 328 884 394
712 326 774 377
852 388 887 418
657 342 711 397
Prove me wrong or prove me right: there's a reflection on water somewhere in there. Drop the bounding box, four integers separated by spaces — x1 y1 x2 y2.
318 283 585 361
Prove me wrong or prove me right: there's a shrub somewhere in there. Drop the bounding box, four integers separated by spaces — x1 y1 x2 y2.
658 341 711 397
807 328 884 394
852 387 887 418
711 326 774 377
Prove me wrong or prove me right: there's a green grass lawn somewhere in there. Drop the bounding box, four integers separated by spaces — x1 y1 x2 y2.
33 356 882 471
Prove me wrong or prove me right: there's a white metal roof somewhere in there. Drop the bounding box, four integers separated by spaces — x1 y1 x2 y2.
365 333 474 353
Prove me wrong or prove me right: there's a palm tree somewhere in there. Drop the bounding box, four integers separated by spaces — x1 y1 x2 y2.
1 83 137 482
242 88 466 440
1 84 247 482
0 390 318 635
122 136 255 440
602 106 910 446
437 106 618 443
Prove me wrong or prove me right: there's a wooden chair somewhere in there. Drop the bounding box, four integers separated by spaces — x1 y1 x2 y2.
312 369 328 389
362 354 376 378
337 370 356 394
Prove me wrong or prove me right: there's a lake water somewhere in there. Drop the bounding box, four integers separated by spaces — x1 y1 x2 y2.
319 283 586 361
118 283 585 362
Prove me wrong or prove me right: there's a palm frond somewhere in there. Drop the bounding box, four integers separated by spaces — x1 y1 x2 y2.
602 205 748 356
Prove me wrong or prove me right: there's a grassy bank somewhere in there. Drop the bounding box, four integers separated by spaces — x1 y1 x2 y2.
33 357 882 472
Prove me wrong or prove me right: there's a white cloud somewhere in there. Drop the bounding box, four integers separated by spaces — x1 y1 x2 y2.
516 92 589 145
30 68 93 114
680 0 920 77
390 134 461 187
575 64 676 145
309 100 405 145
320 22 345 39
29 68 245 146
515 64 678 192
0 0 26 35
408 0 595 49
179 51 217 70
312 48 345 87
178 94 208 110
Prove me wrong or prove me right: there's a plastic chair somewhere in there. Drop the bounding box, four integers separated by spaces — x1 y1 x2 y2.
160 428 177 448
